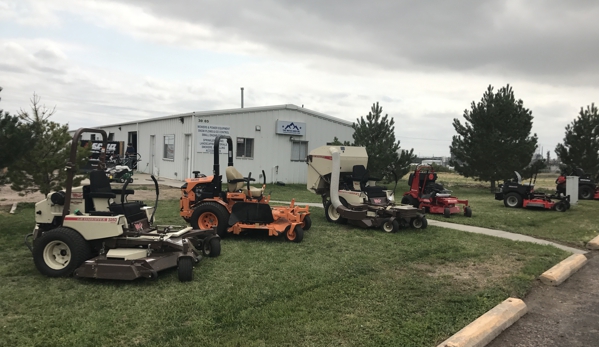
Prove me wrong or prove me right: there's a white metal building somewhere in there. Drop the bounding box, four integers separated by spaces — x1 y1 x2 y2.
75 104 354 184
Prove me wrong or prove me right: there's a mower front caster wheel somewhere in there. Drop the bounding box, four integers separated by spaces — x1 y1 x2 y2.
554 201 567 212
202 237 221 257
464 206 472 217
177 257 194 282
443 208 451 218
382 220 399 233
324 201 347 224
301 215 312 231
286 225 304 243
410 217 428 229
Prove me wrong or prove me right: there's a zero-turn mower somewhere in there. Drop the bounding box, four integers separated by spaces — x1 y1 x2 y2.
180 135 310 242
25 128 219 282
495 171 570 211
563 168 599 200
401 165 472 218
306 145 427 232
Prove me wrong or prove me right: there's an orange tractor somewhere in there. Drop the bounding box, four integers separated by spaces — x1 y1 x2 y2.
180 136 311 242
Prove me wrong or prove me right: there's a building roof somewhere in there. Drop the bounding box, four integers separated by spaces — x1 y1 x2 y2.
89 104 353 128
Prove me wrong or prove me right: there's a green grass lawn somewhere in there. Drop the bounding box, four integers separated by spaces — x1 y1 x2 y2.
1 201 569 347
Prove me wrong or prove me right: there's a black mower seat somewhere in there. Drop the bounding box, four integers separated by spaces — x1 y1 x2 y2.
89 170 116 199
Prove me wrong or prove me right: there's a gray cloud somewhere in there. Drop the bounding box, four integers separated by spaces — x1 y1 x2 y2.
120 0 599 85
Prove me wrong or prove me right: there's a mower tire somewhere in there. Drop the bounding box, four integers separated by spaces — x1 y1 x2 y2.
202 237 221 258
381 220 399 233
464 206 472 217
579 185 594 200
33 227 91 277
504 192 523 208
301 215 312 231
554 201 567 212
324 200 347 224
286 225 304 243
177 257 194 282
191 202 229 238
410 216 428 229
443 207 451 218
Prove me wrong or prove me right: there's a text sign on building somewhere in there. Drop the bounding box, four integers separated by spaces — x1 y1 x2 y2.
197 123 231 153
276 120 306 136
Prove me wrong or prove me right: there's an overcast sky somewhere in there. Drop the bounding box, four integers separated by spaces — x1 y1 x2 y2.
1 0 598 157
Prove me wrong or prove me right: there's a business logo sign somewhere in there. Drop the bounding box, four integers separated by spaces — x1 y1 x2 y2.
276 120 306 136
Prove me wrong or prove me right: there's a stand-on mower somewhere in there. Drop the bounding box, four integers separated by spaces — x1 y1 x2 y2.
495 171 570 211
563 168 599 200
306 145 427 232
25 128 220 282
105 153 141 183
180 135 310 242
401 165 472 218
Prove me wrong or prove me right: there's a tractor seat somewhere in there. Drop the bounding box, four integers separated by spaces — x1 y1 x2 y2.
352 165 387 191
225 166 262 197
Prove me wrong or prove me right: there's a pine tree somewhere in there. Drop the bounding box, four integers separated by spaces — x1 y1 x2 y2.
6 93 89 196
555 104 599 177
352 102 415 183
450 85 538 190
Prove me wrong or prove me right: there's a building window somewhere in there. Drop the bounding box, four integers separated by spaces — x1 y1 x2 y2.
108 132 114 141
163 135 175 160
291 141 308 161
90 134 96 141
236 137 254 158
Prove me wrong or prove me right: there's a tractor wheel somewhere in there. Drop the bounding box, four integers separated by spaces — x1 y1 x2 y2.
464 206 473 217
410 216 428 229
579 185 594 200
504 193 523 208
554 201 567 212
286 225 304 243
324 201 347 224
443 207 451 218
191 202 229 238
177 257 194 282
381 220 399 233
32 227 91 277
301 215 312 231
128 178 134 183
202 237 221 258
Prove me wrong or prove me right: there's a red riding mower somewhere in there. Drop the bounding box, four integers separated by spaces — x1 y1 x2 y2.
495 171 570 211
401 165 472 218
180 135 310 242
25 128 219 282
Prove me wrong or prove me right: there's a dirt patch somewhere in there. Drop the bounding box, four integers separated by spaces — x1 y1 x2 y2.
414 255 523 287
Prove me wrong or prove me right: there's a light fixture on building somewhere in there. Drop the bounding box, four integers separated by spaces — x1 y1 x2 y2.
255 125 261 131
179 117 184 124
289 137 295 141
118 126 121 131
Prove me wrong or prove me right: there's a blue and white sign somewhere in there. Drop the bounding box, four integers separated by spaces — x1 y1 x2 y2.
276 120 306 135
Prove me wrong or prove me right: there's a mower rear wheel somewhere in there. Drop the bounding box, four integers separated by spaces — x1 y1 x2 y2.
579 185 594 200
464 206 472 217
324 201 347 224
504 193 523 208
382 220 399 233
443 207 451 218
410 216 428 229
33 227 91 277
177 257 194 282
301 215 312 231
202 237 221 258
191 202 229 238
286 225 304 243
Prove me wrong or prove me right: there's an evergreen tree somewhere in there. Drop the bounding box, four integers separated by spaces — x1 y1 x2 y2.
555 104 599 177
450 85 538 190
352 102 415 183
327 136 352 146
6 93 89 196
0 87 36 181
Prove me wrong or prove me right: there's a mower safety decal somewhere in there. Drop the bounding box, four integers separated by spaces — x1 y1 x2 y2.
312 155 332 160
64 216 119 222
